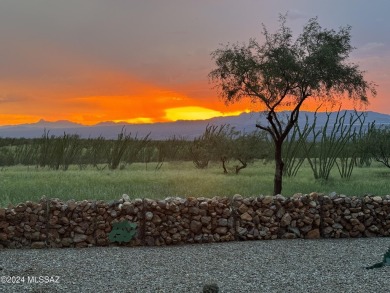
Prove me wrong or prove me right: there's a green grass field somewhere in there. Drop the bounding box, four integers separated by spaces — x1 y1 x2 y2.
0 160 389 207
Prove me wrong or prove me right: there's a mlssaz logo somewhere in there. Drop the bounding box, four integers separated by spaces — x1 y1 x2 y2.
108 221 137 244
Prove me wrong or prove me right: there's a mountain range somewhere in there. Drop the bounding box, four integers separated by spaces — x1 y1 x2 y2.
0 111 389 140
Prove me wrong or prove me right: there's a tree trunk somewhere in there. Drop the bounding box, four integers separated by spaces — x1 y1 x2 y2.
273 140 284 195
221 156 228 174
235 158 247 174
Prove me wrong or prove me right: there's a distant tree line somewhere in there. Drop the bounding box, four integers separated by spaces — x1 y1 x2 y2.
0 126 269 172
0 111 389 178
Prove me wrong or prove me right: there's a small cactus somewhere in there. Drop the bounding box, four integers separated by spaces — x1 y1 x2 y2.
366 247 390 269
108 220 137 244
203 283 219 293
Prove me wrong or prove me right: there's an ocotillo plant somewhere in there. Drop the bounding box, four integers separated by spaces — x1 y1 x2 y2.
302 110 365 180
335 112 368 179
283 114 314 177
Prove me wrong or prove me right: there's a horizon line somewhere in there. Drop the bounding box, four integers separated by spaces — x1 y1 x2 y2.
0 109 389 128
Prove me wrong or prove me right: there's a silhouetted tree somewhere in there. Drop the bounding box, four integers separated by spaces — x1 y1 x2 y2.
209 14 376 194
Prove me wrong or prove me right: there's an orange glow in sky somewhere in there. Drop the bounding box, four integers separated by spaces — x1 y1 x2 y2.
0 42 381 126
0 51 379 126
0 78 378 126
0 49 256 126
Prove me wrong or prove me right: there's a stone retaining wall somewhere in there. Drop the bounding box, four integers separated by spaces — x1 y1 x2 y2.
1 193 390 249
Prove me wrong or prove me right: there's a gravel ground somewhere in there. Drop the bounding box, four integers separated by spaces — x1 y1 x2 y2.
1 238 390 293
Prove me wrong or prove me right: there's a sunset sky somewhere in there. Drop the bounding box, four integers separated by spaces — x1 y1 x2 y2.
0 0 389 126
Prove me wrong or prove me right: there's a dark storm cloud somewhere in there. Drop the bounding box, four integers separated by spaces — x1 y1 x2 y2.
1 0 389 81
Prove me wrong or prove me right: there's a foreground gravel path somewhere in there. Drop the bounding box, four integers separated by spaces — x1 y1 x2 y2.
1 238 390 293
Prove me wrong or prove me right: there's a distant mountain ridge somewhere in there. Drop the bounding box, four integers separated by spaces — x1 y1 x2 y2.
0 111 389 140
